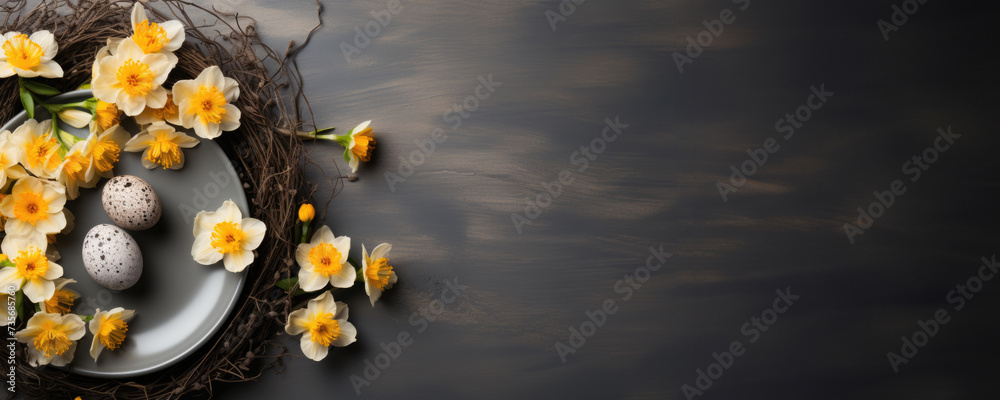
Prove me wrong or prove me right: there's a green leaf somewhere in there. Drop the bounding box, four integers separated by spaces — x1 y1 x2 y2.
80 315 94 322
22 80 60 96
19 86 34 119
276 277 299 292
343 149 352 163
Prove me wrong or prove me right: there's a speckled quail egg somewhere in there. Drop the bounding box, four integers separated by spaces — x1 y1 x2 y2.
102 175 161 231
82 224 143 290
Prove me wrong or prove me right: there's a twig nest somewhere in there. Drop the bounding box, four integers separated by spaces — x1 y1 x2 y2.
102 175 162 231
83 224 143 290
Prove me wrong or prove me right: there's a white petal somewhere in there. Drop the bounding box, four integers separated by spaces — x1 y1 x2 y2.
285 308 308 335
34 60 63 79
0 268 22 291
295 243 313 270
311 225 335 245
220 104 241 132
28 31 57 60
131 2 147 29
161 20 186 51
297 267 328 292
328 263 355 289
198 66 225 89
217 200 242 221
23 278 54 303
299 334 328 361
332 320 357 347
370 243 392 261
240 218 266 251
191 233 223 265
222 249 253 272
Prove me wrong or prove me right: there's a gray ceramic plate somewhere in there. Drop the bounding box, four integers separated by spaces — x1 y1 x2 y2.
1 90 247 377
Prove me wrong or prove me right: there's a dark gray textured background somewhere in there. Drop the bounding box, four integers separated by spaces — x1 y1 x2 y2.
210 0 999 399
39 0 1000 398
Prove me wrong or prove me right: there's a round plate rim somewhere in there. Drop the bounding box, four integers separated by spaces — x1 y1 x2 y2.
0 89 248 378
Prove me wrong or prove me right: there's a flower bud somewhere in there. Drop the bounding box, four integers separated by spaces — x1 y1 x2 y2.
298 204 315 222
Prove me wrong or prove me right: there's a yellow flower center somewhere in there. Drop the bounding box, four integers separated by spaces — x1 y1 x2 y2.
365 257 394 290
2 34 43 71
152 94 179 122
95 101 120 131
14 247 48 281
210 221 245 254
350 129 376 162
97 314 128 350
116 59 155 97
13 192 49 224
132 20 169 54
308 243 342 276
26 134 58 171
144 134 182 169
305 312 340 347
44 289 75 315
33 320 73 357
92 136 121 172
189 85 227 124
63 152 91 183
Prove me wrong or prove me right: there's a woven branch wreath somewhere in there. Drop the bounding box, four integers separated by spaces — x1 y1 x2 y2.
0 1 394 398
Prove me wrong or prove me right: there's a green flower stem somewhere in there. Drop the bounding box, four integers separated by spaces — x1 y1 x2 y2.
81 315 94 322
300 221 312 244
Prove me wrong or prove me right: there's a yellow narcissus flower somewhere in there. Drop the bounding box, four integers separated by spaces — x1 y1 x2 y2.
135 93 182 126
14 312 85 367
361 243 397 306
123 121 198 170
340 120 374 173
10 119 60 179
55 141 96 200
0 130 27 189
296 225 354 292
87 124 129 178
94 100 121 132
43 278 79 315
89 307 135 362
0 235 63 303
284 291 356 361
173 66 241 139
0 177 67 240
0 30 63 78
192 199 266 272
92 38 171 116
130 2 184 67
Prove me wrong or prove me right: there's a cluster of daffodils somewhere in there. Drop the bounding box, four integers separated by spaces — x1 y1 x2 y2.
270 204 397 361
0 240 134 366
0 3 247 367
